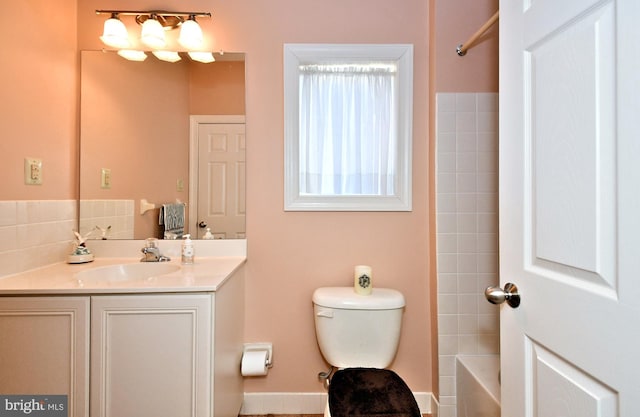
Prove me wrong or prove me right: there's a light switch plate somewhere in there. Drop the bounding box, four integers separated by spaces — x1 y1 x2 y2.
101 168 111 189
24 158 42 185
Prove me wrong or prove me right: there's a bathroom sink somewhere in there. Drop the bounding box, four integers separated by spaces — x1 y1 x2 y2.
75 263 180 283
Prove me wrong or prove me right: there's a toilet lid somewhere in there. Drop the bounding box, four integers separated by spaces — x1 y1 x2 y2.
313 287 405 310
328 368 420 417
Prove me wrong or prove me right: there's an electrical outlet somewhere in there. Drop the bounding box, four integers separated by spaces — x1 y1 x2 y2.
176 178 184 192
24 158 43 185
101 168 112 189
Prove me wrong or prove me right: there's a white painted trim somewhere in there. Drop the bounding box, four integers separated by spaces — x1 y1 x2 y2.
240 392 435 415
283 44 413 212
430 393 439 417
188 115 246 237
416 392 436 415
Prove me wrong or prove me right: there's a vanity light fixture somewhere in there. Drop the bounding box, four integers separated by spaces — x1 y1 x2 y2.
140 14 166 49
117 50 147 61
100 13 130 48
152 51 182 63
96 10 212 62
188 51 215 63
178 15 204 49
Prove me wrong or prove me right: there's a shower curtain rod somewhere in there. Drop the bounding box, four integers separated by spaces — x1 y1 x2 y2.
456 10 499 56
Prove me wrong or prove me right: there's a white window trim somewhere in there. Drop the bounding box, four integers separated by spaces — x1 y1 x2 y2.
283 43 413 211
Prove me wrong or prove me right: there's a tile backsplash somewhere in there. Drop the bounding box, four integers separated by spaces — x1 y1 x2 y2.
0 200 77 277
79 199 134 240
435 92 500 417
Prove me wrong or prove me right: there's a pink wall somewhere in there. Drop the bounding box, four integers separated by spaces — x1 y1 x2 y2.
0 0 78 200
190 60 246 115
229 1 429 393
434 0 499 92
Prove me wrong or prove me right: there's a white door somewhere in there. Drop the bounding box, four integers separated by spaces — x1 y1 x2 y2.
499 0 640 416
189 116 246 239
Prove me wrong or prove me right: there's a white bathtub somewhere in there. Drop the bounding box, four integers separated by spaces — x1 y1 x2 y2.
456 355 501 417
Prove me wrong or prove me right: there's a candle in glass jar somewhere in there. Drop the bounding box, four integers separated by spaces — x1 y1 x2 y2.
354 265 373 295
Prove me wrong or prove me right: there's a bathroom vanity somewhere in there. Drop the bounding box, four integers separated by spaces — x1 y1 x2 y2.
0 240 246 417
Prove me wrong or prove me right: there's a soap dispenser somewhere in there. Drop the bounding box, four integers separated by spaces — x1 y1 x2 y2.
181 234 194 264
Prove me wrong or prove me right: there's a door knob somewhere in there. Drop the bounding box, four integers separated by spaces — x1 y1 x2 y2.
198 221 207 228
484 283 520 308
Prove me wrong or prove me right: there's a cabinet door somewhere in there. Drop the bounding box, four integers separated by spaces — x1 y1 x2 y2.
91 294 212 417
0 296 90 417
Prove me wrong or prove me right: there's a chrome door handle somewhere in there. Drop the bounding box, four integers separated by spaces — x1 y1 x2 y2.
484 283 520 308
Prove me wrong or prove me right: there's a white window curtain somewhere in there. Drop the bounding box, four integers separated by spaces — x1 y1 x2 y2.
298 63 398 196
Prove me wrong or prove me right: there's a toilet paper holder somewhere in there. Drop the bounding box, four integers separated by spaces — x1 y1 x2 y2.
243 342 273 368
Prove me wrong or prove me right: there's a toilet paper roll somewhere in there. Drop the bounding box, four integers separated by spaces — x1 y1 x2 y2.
241 350 269 376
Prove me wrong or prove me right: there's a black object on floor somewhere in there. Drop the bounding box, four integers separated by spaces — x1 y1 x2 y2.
328 368 421 417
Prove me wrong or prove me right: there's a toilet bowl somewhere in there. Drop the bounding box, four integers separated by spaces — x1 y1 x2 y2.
312 287 419 417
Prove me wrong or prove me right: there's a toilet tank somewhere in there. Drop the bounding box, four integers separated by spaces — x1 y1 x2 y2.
312 287 405 368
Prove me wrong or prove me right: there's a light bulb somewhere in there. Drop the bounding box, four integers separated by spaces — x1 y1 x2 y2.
117 50 147 62
178 17 204 49
152 51 182 63
188 51 215 63
100 15 130 48
141 17 166 49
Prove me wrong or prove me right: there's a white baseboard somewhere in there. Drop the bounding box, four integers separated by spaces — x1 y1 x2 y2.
240 392 436 415
430 394 439 417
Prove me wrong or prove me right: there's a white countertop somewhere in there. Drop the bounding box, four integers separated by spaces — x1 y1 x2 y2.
0 240 247 295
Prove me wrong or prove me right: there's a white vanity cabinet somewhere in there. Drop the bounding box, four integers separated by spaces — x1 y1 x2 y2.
0 296 90 417
90 279 244 417
90 294 213 417
0 262 245 417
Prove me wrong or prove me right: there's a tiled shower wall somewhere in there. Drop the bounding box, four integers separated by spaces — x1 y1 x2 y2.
0 200 77 277
435 93 500 417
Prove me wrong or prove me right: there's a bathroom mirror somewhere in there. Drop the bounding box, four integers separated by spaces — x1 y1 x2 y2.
79 50 246 240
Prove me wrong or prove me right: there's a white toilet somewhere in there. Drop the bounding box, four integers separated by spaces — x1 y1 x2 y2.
313 287 418 417
313 286 405 368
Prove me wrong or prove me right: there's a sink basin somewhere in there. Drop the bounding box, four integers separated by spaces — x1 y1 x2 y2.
75 263 180 283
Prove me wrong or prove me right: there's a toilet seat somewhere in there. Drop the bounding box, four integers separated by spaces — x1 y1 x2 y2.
327 368 420 417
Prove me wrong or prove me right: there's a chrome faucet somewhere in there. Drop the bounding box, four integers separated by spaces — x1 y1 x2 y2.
140 238 171 262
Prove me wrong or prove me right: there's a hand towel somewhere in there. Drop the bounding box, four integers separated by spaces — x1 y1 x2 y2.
159 203 185 238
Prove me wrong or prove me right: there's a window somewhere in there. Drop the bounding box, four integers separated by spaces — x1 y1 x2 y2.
284 44 413 211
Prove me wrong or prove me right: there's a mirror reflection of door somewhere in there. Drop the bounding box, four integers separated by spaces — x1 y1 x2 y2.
193 118 246 239
80 51 246 239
